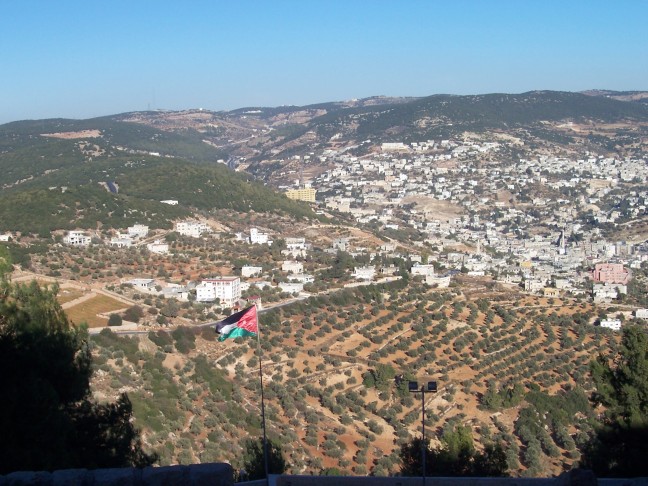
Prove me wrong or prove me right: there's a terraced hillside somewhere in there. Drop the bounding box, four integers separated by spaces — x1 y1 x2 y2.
90 278 616 476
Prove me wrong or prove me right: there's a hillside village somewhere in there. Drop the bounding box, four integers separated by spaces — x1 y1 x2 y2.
3 129 648 332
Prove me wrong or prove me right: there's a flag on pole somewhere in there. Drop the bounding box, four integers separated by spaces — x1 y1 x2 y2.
215 305 258 341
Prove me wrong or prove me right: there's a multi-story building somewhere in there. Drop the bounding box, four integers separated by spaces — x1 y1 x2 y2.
196 277 241 306
592 263 631 285
285 187 316 203
285 237 308 250
175 221 210 238
64 231 91 247
426 274 451 288
411 263 435 277
250 228 271 245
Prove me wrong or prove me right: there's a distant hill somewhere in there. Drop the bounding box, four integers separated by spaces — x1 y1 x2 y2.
304 90 648 143
0 117 316 234
3 88 647 233
170 90 648 167
4 91 647 156
581 89 648 106
0 154 315 234
0 116 227 166
0 184 190 235
226 95 415 119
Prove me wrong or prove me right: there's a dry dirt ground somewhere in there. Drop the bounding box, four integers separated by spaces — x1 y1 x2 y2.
41 130 102 139
400 195 464 221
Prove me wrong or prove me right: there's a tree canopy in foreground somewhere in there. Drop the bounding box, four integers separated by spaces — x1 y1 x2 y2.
0 278 156 474
400 425 507 477
582 325 648 477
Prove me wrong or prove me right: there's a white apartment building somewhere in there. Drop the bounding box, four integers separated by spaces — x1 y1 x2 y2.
195 282 217 303
196 277 241 306
64 231 91 247
525 279 546 293
250 228 271 245
127 224 149 238
175 221 210 238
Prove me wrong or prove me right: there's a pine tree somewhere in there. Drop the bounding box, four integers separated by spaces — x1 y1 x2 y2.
582 325 648 477
0 279 156 473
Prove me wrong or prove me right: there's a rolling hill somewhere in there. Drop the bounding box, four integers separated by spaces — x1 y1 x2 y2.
3 89 647 233
0 116 316 234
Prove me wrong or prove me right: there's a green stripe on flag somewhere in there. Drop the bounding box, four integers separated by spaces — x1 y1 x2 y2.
219 327 256 341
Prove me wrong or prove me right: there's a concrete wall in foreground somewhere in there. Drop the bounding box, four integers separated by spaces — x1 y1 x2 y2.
268 471 647 486
0 463 233 486
3 467 647 486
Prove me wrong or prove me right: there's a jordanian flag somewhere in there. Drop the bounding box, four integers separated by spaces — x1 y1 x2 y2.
215 306 258 341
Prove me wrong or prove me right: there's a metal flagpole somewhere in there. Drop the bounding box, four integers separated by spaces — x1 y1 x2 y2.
255 305 270 481
422 386 426 485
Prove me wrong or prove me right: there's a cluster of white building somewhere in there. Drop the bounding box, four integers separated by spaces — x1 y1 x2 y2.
63 224 152 249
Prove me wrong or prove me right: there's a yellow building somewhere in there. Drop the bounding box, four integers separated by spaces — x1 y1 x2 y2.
285 187 316 203
543 287 560 298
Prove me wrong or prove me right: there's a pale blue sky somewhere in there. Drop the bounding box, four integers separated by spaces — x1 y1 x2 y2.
1 0 646 123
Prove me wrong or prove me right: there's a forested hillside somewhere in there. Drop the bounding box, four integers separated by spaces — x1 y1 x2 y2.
0 116 316 234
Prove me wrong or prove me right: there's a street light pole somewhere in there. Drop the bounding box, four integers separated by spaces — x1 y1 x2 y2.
409 380 437 485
